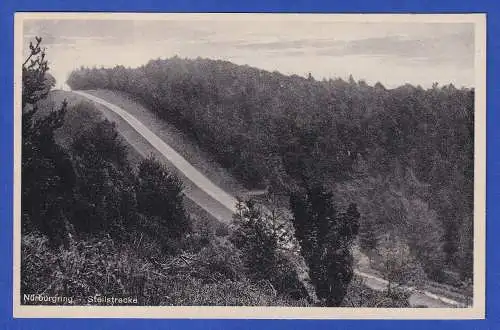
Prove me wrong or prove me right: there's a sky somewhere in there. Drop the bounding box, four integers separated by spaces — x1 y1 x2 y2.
22 16 476 89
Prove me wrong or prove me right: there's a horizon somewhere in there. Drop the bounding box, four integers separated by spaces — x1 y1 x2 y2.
23 16 476 90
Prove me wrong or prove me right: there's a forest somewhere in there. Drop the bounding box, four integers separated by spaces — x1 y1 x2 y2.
21 34 474 308
24 37 411 307
67 57 474 287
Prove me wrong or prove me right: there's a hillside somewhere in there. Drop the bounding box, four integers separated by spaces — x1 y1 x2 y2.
24 88 317 306
67 57 474 287
73 89 470 306
25 87 421 307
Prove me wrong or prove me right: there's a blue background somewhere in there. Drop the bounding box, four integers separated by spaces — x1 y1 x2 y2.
0 0 498 329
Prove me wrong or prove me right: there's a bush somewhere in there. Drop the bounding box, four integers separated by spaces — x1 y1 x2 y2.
70 120 138 239
197 237 245 282
342 276 410 307
21 233 150 304
156 277 309 306
22 232 308 306
230 199 310 300
136 156 191 242
373 235 427 293
21 233 58 296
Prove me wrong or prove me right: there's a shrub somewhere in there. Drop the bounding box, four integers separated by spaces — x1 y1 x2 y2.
197 237 245 282
21 231 309 307
342 276 410 307
21 233 150 304
230 199 309 300
156 277 309 306
373 234 427 293
70 120 137 239
136 156 191 243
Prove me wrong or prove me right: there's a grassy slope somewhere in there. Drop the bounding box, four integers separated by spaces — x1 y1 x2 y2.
84 89 249 198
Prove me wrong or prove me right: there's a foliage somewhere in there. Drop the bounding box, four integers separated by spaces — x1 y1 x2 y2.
358 217 378 252
21 38 193 302
22 37 53 107
374 234 427 293
334 164 447 281
22 233 149 302
22 37 313 307
456 214 474 281
196 237 246 281
136 156 191 244
67 57 474 281
22 37 75 246
290 185 360 306
402 196 446 279
159 277 309 306
342 276 410 308
230 198 308 300
21 232 308 306
231 200 279 279
22 34 473 307
70 120 137 239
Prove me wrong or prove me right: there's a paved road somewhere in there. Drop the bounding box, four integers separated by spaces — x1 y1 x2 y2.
74 90 466 308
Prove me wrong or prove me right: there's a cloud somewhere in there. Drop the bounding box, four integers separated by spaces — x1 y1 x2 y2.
314 31 474 68
23 19 133 48
232 38 334 50
22 19 476 88
206 23 474 69
133 20 217 42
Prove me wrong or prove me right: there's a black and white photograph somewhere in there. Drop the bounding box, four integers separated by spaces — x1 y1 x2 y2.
14 13 485 318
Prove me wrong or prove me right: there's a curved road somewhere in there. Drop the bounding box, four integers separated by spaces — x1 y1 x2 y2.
74 91 239 216
74 90 467 308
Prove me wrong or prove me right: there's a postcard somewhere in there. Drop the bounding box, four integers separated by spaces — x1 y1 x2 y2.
13 12 486 319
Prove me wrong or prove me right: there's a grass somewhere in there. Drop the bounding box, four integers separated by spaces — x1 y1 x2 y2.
21 232 308 306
